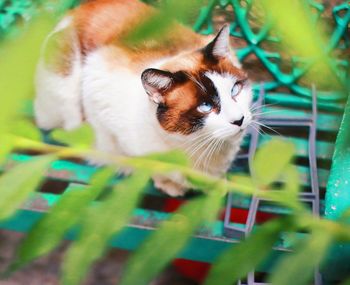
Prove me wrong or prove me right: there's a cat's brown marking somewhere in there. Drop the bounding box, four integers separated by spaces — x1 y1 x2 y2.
155 50 247 135
157 84 202 134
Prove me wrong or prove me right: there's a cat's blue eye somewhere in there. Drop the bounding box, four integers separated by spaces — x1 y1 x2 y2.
197 102 213 113
231 82 243 98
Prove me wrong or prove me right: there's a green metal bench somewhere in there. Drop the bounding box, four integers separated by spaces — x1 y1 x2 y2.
0 0 349 284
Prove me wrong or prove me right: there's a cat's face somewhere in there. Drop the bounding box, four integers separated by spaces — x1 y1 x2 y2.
141 25 252 140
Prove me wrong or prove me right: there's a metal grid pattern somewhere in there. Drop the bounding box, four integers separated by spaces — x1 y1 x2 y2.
194 0 349 102
223 85 321 284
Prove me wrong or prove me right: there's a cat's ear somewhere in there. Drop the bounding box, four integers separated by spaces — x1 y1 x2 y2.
141 68 174 104
203 24 231 60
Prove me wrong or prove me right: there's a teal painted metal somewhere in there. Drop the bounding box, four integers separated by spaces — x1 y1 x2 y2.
0 208 235 263
0 189 291 264
0 0 33 34
323 90 350 282
194 0 350 103
325 93 350 218
0 0 80 36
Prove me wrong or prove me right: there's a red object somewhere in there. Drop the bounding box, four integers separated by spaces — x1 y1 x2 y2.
163 198 276 283
174 259 211 283
163 198 184 212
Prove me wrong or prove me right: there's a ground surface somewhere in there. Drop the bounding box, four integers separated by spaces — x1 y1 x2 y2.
0 230 198 285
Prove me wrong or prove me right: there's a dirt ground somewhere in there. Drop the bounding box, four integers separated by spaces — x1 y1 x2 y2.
0 230 198 285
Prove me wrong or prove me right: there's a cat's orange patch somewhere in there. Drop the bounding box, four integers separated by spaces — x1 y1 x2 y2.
72 0 153 53
47 0 207 74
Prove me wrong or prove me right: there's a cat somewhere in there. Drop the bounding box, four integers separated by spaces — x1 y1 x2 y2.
34 0 253 196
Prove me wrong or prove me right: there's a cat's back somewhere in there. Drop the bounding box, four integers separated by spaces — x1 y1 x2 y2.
72 0 153 53
71 0 206 67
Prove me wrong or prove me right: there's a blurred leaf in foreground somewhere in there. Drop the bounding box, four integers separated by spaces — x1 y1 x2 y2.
0 135 14 165
10 167 115 271
120 191 222 285
340 278 350 285
0 154 55 220
124 0 203 45
51 123 94 148
124 150 190 174
0 14 57 134
261 0 344 91
10 119 41 141
269 229 333 285
204 218 292 285
142 150 190 167
252 139 295 186
61 172 150 285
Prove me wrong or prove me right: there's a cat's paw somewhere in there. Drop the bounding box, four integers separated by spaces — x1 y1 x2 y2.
153 176 187 197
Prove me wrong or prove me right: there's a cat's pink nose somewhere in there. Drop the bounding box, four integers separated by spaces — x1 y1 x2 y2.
231 116 244 127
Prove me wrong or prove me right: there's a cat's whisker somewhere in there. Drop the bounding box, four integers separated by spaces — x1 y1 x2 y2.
181 133 210 149
192 129 228 170
249 124 264 136
185 130 221 150
203 138 220 173
180 131 216 150
202 128 240 173
252 120 281 136
186 132 221 160
250 102 279 113
252 109 284 117
205 137 224 173
187 136 214 159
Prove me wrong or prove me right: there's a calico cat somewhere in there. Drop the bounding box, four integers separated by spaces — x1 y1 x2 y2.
35 0 253 196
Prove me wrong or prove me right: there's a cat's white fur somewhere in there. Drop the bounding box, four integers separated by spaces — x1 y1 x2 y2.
35 18 252 196
35 16 83 131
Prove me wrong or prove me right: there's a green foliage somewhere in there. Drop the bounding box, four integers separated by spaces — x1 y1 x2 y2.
10 119 41 141
204 218 294 285
0 14 56 135
261 0 345 92
0 134 14 165
252 139 295 186
141 150 190 168
51 123 94 148
124 150 190 175
0 154 55 220
124 0 203 45
341 279 350 285
269 230 333 285
0 11 58 162
10 167 115 271
61 172 150 285
120 191 222 285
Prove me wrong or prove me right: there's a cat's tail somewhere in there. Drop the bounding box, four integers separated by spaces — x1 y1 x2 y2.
34 15 83 131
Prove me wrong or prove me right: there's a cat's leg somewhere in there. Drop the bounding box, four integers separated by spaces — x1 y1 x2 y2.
153 172 189 197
